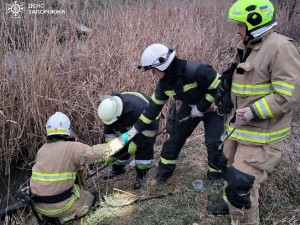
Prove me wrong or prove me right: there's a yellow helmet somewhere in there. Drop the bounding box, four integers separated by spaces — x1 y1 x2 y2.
228 0 276 33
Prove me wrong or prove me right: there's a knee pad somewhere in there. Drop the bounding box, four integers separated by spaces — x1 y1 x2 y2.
225 166 255 209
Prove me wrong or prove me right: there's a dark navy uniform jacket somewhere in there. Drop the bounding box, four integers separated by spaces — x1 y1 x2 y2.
134 58 220 132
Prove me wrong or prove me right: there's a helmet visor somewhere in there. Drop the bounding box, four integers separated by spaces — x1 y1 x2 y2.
138 48 174 72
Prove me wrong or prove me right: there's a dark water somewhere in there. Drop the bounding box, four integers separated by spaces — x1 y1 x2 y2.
0 166 32 211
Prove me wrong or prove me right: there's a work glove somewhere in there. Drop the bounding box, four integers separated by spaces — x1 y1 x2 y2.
105 156 116 166
128 141 137 155
191 105 204 118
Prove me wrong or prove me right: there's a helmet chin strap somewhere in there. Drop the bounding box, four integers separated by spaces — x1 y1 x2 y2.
244 29 254 44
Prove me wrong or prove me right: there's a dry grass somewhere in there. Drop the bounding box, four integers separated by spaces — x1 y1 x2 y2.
0 0 300 224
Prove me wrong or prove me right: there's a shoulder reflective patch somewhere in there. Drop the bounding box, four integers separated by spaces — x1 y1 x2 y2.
121 92 149 103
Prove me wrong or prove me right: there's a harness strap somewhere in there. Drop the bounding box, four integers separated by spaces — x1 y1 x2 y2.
31 187 73 204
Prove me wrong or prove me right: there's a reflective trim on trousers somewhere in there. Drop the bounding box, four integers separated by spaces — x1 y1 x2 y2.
208 166 221 173
160 157 176 165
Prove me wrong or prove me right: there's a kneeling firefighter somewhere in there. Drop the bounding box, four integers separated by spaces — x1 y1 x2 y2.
30 112 132 223
207 0 300 224
98 92 159 189
121 43 227 186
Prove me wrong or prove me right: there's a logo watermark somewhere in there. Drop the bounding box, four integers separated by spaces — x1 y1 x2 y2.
6 1 25 18
6 1 66 18
28 4 66 15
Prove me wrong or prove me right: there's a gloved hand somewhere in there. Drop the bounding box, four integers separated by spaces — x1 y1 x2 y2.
105 156 116 166
128 141 137 155
191 105 204 118
120 126 139 144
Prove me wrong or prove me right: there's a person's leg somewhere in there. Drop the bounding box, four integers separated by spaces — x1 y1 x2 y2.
103 145 130 180
52 189 95 224
134 136 155 189
228 141 283 224
151 102 201 184
206 138 238 215
203 111 225 184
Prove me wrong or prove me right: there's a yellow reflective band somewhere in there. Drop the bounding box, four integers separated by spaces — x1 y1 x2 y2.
205 93 215 102
272 81 294 97
139 114 152 124
35 184 80 216
32 171 77 182
122 92 149 103
160 157 176 165
232 82 273 95
62 217 69 222
156 112 162 120
225 124 290 144
254 98 274 119
165 90 176 97
208 166 221 172
47 128 68 135
141 130 157 137
208 73 221 90
223 195 228 203
183 82 198 92
105 137 114 143
94 159 104 164
151 93 168 105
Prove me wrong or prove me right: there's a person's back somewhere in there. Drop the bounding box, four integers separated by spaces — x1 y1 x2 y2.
30 112 120 223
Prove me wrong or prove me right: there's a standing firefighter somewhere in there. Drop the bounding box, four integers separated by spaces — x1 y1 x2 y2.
97 92 159 189
207 0 300 224
122 43 226 185
30 112 130 223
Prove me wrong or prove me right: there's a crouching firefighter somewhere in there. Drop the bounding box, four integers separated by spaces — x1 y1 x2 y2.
29 112 131 224
98 92 159 190
207 0 300 224
121 43 226 186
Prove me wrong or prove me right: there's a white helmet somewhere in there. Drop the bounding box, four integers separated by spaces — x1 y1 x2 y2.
98 96 123 125
138 44 176 72
46 112 71 136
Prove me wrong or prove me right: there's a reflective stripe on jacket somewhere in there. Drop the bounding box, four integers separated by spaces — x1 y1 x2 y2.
226 29 300 146
134 59 220 132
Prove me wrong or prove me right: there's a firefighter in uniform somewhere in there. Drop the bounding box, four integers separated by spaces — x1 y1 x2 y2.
97 92 159 189
122 43 227 185
30 112 130 223
206 0 300 224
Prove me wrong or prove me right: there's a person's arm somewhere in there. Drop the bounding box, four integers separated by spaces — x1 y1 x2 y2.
134 83 168 132
249 42 300 120
194 64 221 113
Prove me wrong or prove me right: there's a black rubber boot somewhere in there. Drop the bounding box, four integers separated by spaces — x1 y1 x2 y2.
133 167 150 190
207 170 225 186
103 165 126 180
206 199 229 215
